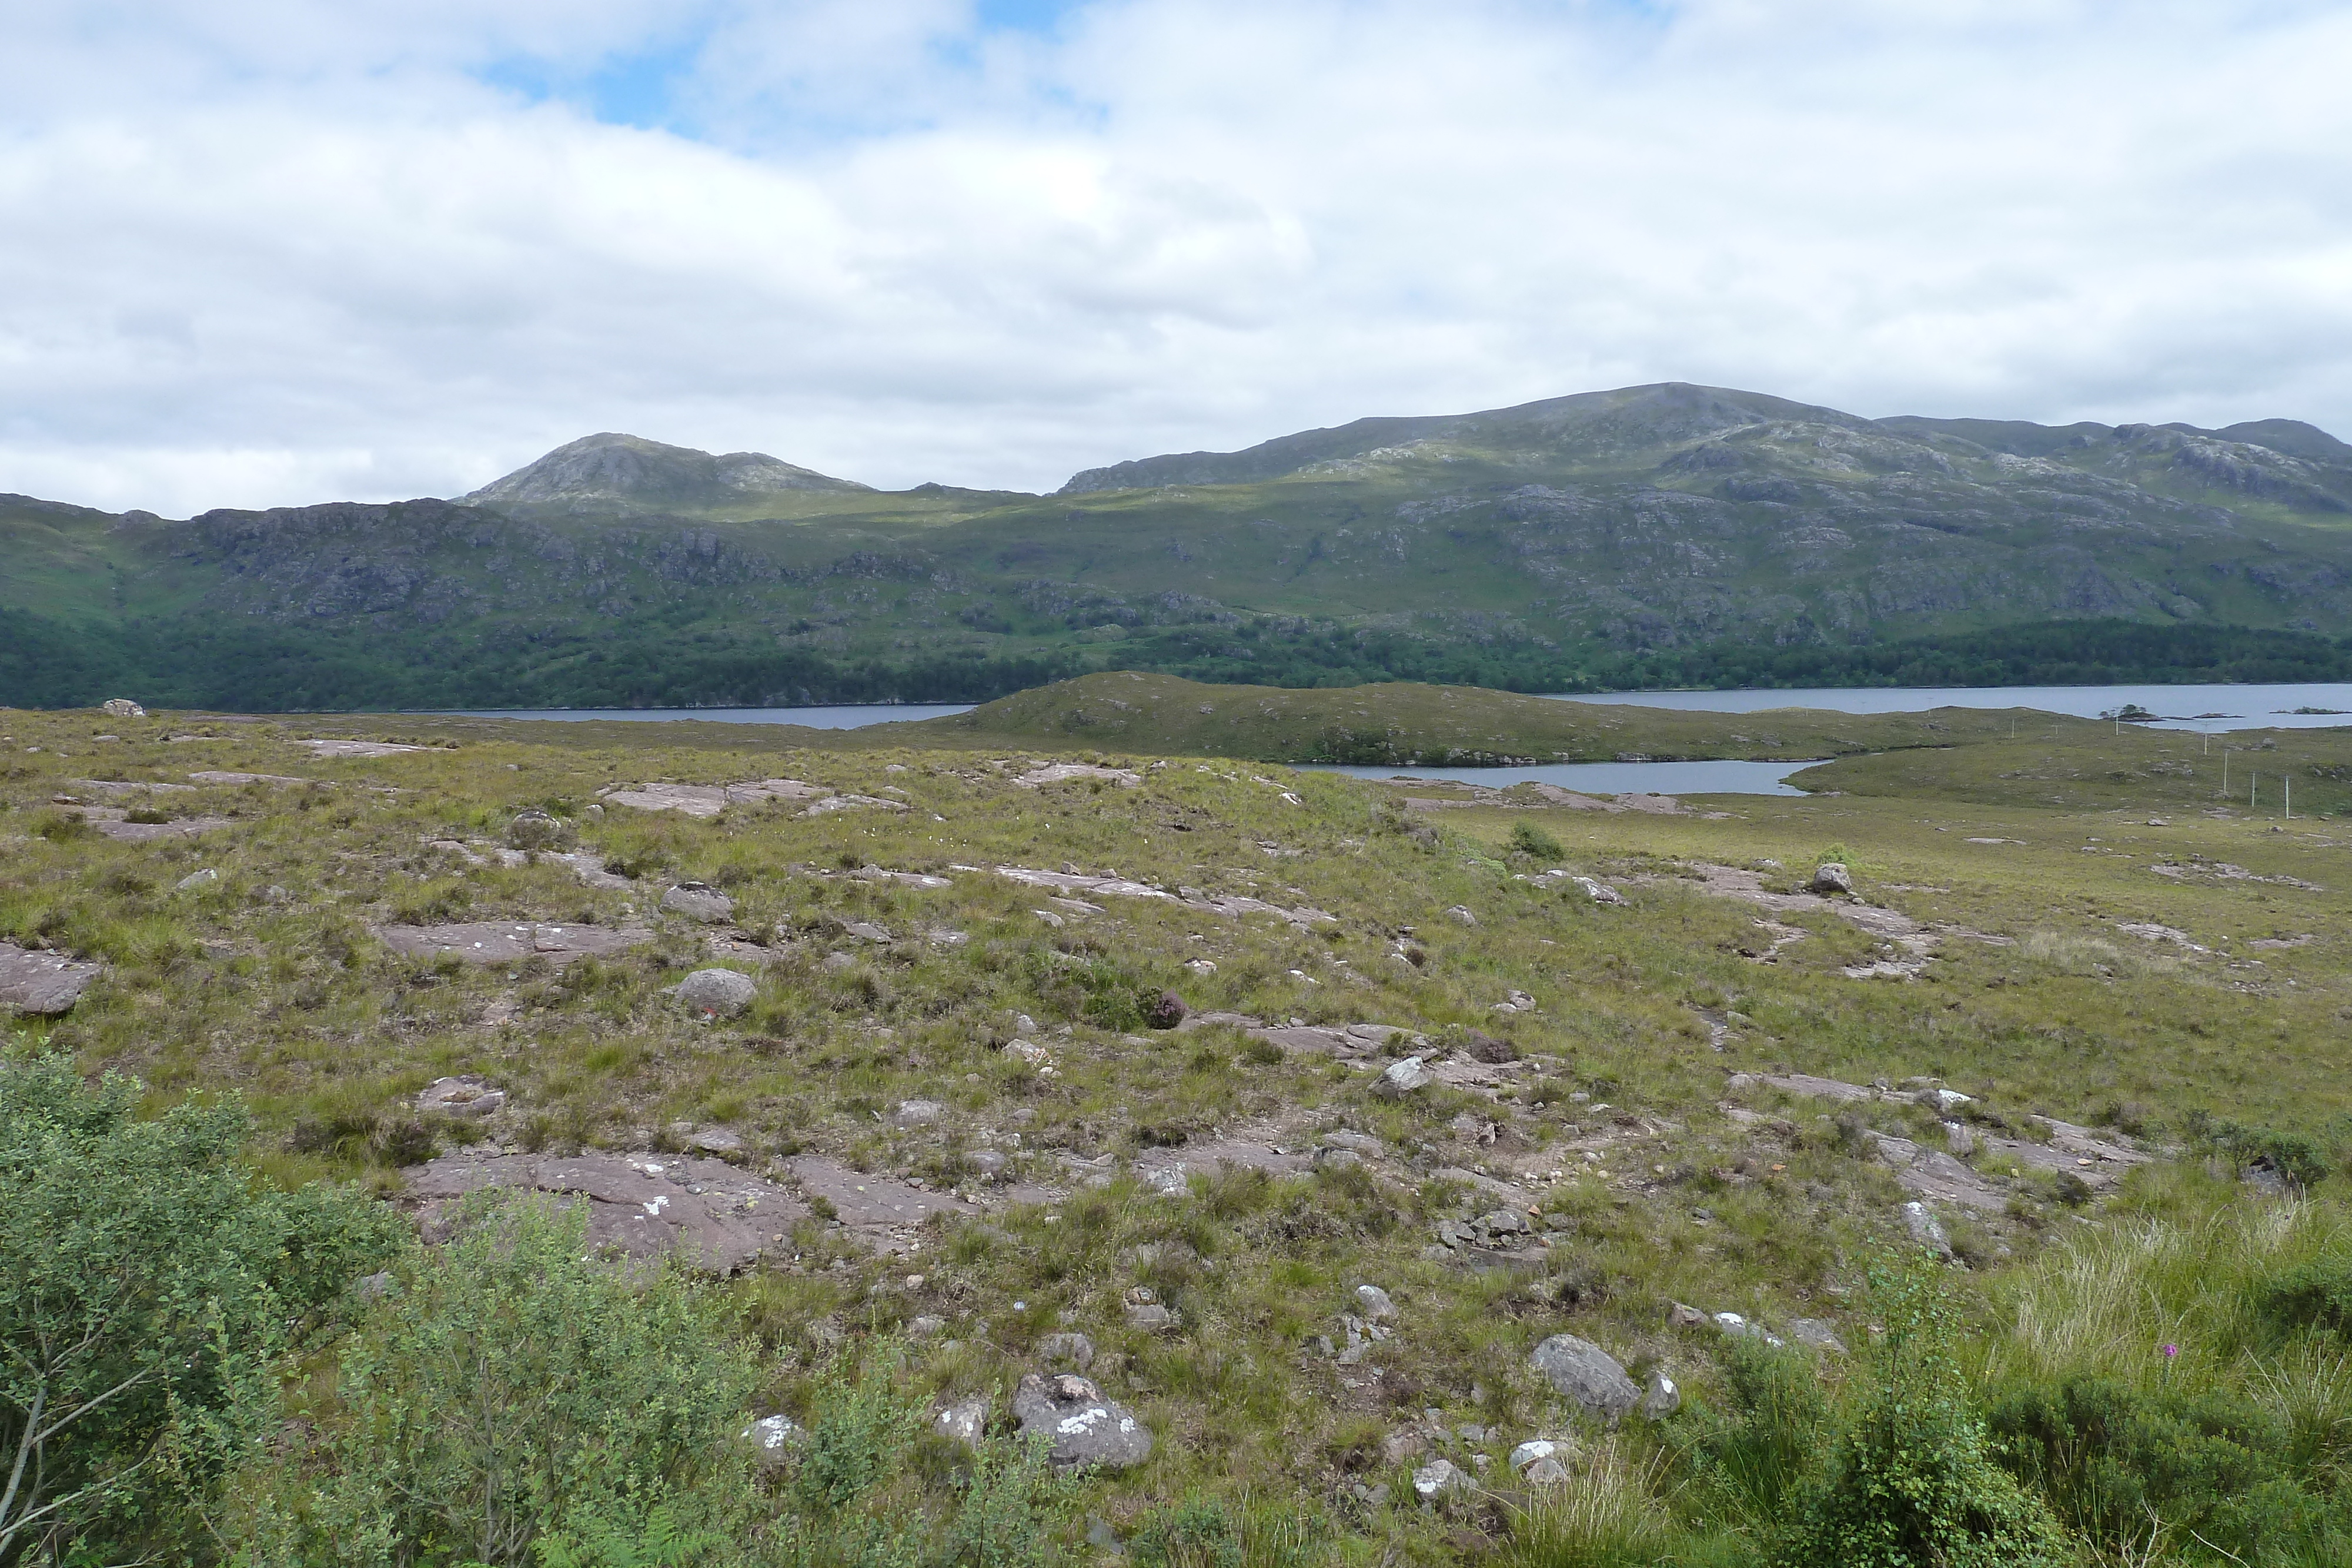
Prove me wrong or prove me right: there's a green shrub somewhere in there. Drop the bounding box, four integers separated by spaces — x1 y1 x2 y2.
2259 1255 2352 1336
2185 1111 2331 1189
1776 1260 2070 1568
1507 821 1565 862
229 1193 760 1567
0 1049 400 1564
1987 1376 2321 1559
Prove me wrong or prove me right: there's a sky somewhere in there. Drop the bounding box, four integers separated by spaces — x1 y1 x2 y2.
4 0 2350 514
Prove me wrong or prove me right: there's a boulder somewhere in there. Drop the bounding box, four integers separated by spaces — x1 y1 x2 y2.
1572 875 1628 906
1037 1331 1095 1372
933 1396 988 1450
1809 862 1855 895
844 921 893 943
1182 958 1217 976
1412 1459 1470 1500
418 1075 507 1118
676 968 757 1018
1011 1373 1153 1470
505 809 571 851
1144 990 1189 1029
1355 1284 1399 1322
1522 1456 1572 1486
99 698 146 718
1371 1056 1435 1099
742 1413 805 1467
1901 1200 1953 1258
1665 1301 1709 1329
1322 1129 1385 1155
662 882 736 923
1314 1148 1362 1171
1530 1335 1639 1419
176 868 218 891
1444 905 1478 927
1785 1318 1848 1355
1509 1437 1575 1472
891 1099 946 1128
1461 1029 1518 1064
907 1315 948 1339
1639 1369 1681 1419
0 943 102 1017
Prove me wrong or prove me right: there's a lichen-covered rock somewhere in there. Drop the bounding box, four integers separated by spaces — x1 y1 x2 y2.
1012 1373 1153 1470
1810 862 1855 895
741 1413 805 1467
1530 1334 1640 1419
933 1396 988 1450
1412 1459 1469 1499
1371 1056 1434 1099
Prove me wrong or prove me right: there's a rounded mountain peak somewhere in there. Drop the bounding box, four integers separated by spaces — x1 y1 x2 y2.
461 432 869 511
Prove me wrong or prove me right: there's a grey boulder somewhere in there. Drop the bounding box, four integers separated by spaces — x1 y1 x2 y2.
1902 1200 1953 1257
1012 1373 1152 1470
1371 1056 1434 1099
1785 1318 1848 1354
1412 1459 1470 1499
0 943 102 1017
1037 1331 1095 1371
742 1413 805 1467
1810 862 1855 895
1530 1334 1640 1420
675 968 757 1018
933 1396 988 1450
662 882 736 923
505 809 572 850
418 1075 507 1118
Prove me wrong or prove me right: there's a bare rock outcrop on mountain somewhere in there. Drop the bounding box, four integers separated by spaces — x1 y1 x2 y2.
461 432 870 513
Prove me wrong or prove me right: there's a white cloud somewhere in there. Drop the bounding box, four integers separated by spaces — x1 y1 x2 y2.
1 0 2348 514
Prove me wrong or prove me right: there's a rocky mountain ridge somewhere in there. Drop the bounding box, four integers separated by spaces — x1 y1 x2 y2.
8 382 2352 710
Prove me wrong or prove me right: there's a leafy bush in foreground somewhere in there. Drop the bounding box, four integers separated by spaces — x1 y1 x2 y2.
1775 1260 2070 1568
228 1194 759 1567
0 1049 400 1564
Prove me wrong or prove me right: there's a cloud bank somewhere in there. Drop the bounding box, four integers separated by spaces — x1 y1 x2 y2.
4 0 2348 513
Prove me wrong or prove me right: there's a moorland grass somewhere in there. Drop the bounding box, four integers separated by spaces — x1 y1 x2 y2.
8 703 2352 1562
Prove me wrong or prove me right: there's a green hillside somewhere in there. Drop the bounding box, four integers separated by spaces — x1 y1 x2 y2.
892 670 2063 764
9 382 2352 709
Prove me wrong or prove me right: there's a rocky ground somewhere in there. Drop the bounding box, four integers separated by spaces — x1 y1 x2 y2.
5 706 2347 1560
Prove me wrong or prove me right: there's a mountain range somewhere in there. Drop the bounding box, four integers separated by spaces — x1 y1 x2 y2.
8 382 2352 710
